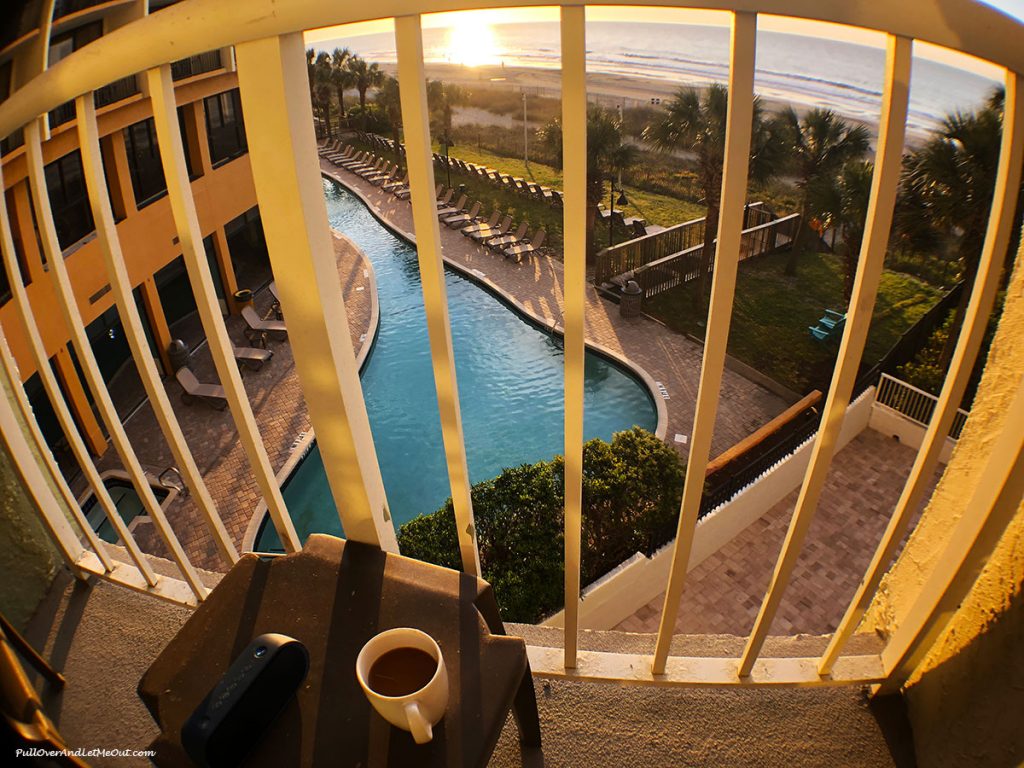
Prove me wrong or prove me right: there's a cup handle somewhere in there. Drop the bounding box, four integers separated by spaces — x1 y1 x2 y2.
404 702 433 744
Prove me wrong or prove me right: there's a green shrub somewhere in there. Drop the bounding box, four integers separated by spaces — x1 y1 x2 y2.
398 427 684 623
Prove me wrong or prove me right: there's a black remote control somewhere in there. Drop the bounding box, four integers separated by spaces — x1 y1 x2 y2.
181 633 309 767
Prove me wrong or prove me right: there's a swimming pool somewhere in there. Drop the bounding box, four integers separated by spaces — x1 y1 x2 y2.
255 179 658 550
79 471 174 543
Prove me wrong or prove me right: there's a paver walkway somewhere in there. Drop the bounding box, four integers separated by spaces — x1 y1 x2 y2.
614 428 944 636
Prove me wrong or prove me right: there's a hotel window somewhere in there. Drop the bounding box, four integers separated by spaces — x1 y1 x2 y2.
179 107 199 179
124 118 167 207
204 89 247 166
44 150 95 251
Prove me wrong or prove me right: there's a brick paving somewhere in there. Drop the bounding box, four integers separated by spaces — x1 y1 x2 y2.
91 235 372 571
613 428 944 636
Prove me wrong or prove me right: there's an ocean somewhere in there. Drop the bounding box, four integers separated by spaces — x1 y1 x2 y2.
317 21 1001 140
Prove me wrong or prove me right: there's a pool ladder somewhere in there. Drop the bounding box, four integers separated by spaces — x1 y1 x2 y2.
158 467 187 496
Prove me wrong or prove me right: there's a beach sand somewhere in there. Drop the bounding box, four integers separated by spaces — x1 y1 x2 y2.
379 61 916 144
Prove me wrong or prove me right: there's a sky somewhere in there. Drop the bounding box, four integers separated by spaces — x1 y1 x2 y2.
303 2 1022 81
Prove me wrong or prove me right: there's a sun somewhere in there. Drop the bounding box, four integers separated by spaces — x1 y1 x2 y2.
444 16 500 67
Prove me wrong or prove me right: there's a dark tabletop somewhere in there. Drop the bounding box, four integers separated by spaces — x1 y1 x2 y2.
139 534 528 767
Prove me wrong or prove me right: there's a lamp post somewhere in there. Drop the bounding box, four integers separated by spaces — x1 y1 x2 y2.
608 178 628 248
523 90 529 171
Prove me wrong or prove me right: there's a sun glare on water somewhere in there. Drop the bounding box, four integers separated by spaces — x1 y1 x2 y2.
444 16 500 67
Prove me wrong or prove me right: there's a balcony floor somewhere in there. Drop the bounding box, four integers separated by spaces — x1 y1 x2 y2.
24 570 916 767
618 427 943 636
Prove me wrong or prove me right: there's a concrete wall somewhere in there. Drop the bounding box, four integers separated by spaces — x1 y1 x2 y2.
869 404 955 464
0 358 60 630
544 387 874 630
862 255 1024 767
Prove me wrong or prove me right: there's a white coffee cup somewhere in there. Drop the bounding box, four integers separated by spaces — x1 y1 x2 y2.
355 628 449 744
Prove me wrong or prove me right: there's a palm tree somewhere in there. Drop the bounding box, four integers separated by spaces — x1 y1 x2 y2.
311 51 334 138
899 87 1006 368
347 56 384 110
426 80 467 144
829 160 874 300
376 75 403 150
331 47 353 121
538 107 637 263
643 84 781 300
775 106 870 275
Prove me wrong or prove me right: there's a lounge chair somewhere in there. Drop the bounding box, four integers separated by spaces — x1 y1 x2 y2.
336 150 367 169
460 210 500 235
435 188 455 209
341 152 375 171
319 140 342 157
395 182 441 202
356 158 386 178
504 229 546 262
468 215 512 243
233 345 273 371
442 201 481 228
241 305 287 342
436 194 468 219
326 146 354 164
366 164 397 185
176 367 228 410
486 221 529 251
381 172 408 193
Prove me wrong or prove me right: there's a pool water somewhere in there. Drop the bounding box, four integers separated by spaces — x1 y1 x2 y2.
81 479 168 543
256 180 657 549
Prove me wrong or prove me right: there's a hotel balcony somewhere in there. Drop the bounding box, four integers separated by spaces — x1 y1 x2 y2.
1 1 1022 766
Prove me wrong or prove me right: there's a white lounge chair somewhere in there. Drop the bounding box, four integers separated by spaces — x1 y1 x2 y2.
241 306 287 343
175 367 228 410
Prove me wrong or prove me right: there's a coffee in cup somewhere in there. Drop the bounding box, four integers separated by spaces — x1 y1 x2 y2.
355 628 449 744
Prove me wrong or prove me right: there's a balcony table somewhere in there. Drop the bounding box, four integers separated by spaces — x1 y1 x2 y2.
138 534 541 767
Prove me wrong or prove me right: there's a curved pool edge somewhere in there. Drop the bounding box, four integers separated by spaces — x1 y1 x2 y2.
241 227 382 554
323 169 669 443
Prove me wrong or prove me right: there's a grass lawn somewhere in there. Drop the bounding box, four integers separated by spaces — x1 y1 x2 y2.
449 144 707 230
644 249 943 394
345 137 706 254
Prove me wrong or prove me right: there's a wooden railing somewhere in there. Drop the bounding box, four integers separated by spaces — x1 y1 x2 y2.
595 216 705 286
0 0 1022 692
630 211 799 299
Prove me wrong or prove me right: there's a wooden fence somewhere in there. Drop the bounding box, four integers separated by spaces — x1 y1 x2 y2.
595 202 799 295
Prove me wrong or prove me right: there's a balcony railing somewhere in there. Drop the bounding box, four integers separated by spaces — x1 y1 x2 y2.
170 50 223 81
53 0 111 20
94 74 139 108
0 0 1022 693
48 74 140 128
875 373 970 440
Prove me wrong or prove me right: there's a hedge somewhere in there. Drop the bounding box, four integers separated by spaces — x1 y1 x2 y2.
398 427 684 623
